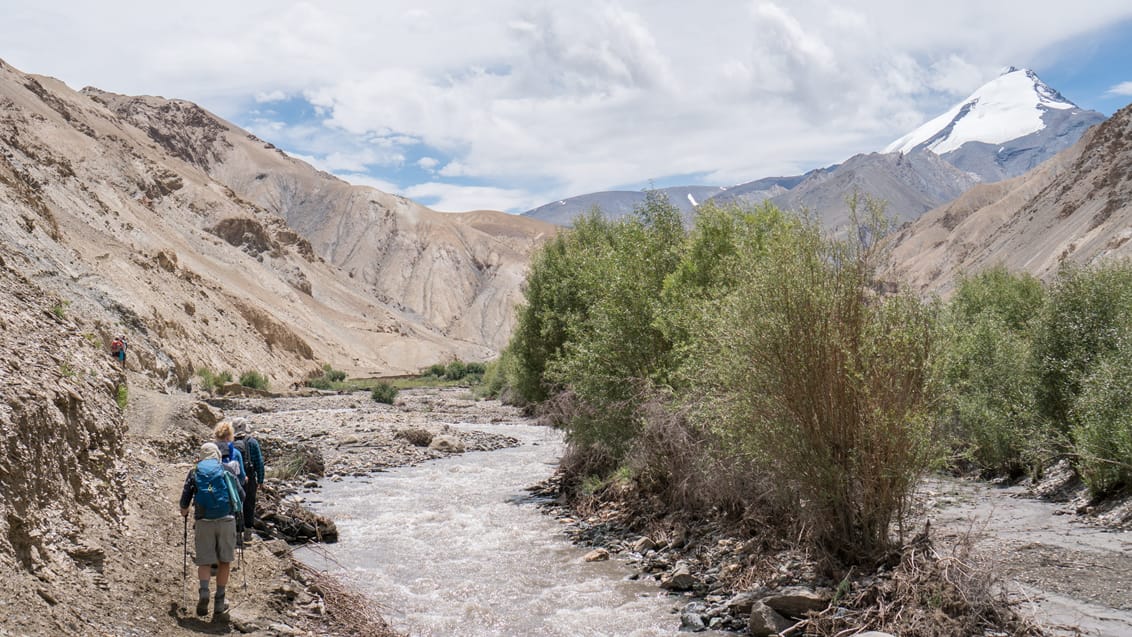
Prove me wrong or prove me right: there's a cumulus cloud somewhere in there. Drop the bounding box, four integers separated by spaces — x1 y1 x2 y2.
3 1 1131 212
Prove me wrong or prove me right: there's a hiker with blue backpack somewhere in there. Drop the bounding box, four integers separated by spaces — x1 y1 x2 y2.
180 442 242 620
213 420 248 546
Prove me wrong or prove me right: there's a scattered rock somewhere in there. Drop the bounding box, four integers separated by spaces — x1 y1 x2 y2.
661 561 698 591
583 548 610 562
428 435 466 453
748 600 794 637
632 536 656 553
762 586 830 618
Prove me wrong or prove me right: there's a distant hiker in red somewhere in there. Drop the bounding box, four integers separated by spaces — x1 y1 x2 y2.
180 442 241 620
109 336 126 366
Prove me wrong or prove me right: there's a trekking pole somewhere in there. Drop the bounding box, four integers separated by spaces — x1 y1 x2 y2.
181 515 188 615
240 542 247 591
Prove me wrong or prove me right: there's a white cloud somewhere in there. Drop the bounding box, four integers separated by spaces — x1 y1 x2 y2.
402 182 539 213
255 90 287 103
2 1 1131 212
1108 81 1132 96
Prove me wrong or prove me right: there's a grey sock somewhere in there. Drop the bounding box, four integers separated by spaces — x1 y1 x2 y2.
215 585 226 599
198 580 209 599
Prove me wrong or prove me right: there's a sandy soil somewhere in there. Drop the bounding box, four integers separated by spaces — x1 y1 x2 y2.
915 474 1132 636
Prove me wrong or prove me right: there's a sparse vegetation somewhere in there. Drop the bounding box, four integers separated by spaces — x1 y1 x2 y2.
239 370 270 390
307 364 348 389
50 300 69 319
115 384 128 410
196 368 233 393
371 382 398 404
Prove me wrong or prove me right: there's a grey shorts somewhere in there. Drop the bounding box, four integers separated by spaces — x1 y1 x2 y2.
194 517 236 565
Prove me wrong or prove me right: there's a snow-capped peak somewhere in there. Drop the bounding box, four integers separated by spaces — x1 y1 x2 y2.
884 68 1077 155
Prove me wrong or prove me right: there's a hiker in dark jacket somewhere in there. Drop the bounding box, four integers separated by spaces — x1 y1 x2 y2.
180 443 239 619
233 417 265 542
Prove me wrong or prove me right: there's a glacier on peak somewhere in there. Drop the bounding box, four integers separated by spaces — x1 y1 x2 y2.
884 68 1077 156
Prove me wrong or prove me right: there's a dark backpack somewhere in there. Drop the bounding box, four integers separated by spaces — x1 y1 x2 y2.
194 458 235 519
231 439 249 477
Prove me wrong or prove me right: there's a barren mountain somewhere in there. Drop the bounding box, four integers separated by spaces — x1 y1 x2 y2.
90 89 554 350
888 101 1132 295
0 59 552 385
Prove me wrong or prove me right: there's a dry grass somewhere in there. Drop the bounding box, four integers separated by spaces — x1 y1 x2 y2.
802 530 1044 637
294 560 402 637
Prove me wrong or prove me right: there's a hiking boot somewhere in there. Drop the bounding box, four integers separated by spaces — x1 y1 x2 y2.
195 597 209 617
213 595 229 620
242 529 253 542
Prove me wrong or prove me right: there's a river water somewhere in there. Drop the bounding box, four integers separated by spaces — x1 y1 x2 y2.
297 421 716 637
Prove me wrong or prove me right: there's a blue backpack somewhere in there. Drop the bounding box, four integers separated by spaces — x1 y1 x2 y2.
194 458 237 519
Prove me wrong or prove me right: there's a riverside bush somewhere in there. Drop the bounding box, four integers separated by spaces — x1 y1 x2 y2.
196 368 232 393
690 196 937 564
1033 261 1132 436
371 382 398 404
1072 341 1132 495
239 370 269 390
937 267 1043 476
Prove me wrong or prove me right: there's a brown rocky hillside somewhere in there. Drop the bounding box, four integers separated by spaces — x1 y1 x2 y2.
888 101 1132 294
0 58 553 387
90 89 554 352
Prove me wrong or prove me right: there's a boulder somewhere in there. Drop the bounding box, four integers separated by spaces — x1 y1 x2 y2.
429 435 466 453
190 401 222 428
583 548 609 562
762 586 831 618
631 536 656 553
660 561 698 591
749 601 794 637
725 591 759 615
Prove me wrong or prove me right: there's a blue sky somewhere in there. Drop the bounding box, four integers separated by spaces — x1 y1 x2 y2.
2 1 1131 213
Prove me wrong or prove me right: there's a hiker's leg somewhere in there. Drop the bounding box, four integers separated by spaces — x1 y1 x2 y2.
216 562 231 587
243 479 258 531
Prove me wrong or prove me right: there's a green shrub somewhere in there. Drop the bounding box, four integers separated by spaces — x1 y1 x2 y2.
690 196 938 564
306 366 347 389
443 360 467 380
196 368 233 393
1072 341 1132 495
371 382 398 404
936 311 1037 476
115 384 128 410
936 267 1043 476
239 370 269 390
425 363 447 377
464 361 486 376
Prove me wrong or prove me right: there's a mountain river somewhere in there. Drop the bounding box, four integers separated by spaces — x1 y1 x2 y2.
296 421 723 636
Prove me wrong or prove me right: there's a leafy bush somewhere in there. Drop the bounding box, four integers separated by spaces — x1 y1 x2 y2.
690 197 938 564
425 363 447 377
443 360 467 380
371 382 398 404
1072 340 1132 495
115 384 128 410
196 368 233 393
307 365 347 389
239 370 270 390
1032 262 1132 435
936 267 1043 476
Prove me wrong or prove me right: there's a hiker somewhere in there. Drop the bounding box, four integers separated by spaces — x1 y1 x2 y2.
232 418 265 541
179 442 241 619
214 421 248 545
109 336 126 366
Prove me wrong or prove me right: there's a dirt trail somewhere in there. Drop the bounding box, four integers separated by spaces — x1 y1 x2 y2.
920 475 1132 636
